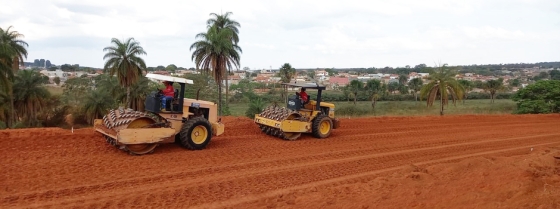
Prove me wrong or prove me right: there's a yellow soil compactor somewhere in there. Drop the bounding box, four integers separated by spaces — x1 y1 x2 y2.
254 83 340 140
94 73 224 155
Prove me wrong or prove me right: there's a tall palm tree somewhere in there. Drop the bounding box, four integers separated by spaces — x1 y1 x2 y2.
205 12 241 108
12 70 51 127
0 26 28 127
103 37 147 109
419 64 465 115
484 79 504 103
190 25 241 116
407 77 423 101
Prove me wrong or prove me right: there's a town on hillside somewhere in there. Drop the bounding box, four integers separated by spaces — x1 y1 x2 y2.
20 60 559 94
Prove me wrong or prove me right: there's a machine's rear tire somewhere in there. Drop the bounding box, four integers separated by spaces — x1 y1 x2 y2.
312 114 333 138
180 117 212 150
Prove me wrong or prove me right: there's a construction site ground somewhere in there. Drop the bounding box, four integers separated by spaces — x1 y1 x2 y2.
1 114 560 208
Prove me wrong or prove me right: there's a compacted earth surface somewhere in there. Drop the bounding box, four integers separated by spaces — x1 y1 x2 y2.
1 114 560 208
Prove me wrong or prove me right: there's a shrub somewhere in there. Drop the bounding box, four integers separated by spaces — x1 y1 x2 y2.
512 80 560 114
245 96 266 119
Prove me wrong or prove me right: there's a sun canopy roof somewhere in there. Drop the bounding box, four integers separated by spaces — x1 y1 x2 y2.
146 73 194 84
281 82 326 90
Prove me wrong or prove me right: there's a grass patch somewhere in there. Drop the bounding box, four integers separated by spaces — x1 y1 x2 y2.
226 99 517 117
45 86 63 95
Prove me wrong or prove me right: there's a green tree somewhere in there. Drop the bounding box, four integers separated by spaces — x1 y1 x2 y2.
419 64 464 115
512 80 560 114
12 70 51 127
190 20 242 116
387 82 399 94
278 63 295 102
165 64 177 72
53 76 60 85
398 74 408 85
508 78 521 87
0 26 28 127
205 11 241 111
61 76 93 107
103 37 147 109
458 79 473 104
483 79 504 103
82 89 114 124
550 69 560 80
407 77 423 101
348 80 363 105
365 79 384 109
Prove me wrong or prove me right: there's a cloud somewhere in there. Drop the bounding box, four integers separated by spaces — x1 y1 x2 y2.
1 0 559 69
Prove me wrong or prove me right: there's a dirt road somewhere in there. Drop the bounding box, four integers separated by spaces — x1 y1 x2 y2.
1 114 559 208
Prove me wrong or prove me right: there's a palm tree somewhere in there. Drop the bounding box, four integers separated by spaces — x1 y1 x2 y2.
483 79 504 103
190 25 242 116
83 89 114 124
103 37 147 109
365 79 385 110
348 80 363 105
278 63 295 102
117 76 151 111
205 12 241 108
0 90 9 126
0 26 28 127
206 12 240 44
419 64 465 116
12 70 51 127
407 78 423 101
458 79 473 104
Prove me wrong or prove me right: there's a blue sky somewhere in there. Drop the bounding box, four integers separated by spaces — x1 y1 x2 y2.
1 0 559 69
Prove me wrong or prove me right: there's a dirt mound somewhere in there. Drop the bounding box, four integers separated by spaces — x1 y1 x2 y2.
1 114 559 208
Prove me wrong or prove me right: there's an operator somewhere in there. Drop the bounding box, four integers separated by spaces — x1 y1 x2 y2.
160 81 174 109
299 87 309 104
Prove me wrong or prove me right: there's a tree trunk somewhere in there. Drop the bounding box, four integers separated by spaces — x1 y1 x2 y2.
225 71 229 109
491 94 494 103
440 94 444 116
218 83 222 117
353 93 357 105
371 97 377 109
414 92 418 101
126 86 131 109
9 87 15 128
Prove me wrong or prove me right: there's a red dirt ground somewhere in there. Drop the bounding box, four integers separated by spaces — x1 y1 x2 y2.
1 114 560 209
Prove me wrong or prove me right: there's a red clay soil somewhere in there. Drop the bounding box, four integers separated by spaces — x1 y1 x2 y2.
1 114 560 208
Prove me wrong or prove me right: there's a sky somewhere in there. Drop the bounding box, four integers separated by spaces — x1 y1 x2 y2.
1 0 559 70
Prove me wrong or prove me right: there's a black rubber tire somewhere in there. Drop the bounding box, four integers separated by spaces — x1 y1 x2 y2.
312 114 333 138
179 117 212 150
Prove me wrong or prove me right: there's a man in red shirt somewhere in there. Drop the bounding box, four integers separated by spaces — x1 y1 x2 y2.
299 88 309 104
160 81 174 110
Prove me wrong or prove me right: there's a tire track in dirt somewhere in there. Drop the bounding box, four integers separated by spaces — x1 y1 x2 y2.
3 121 554 196
205 141 560 209
9 133 560 208
1 114 559 208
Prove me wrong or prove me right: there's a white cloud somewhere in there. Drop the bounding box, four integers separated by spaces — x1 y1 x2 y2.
0 0 559 69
